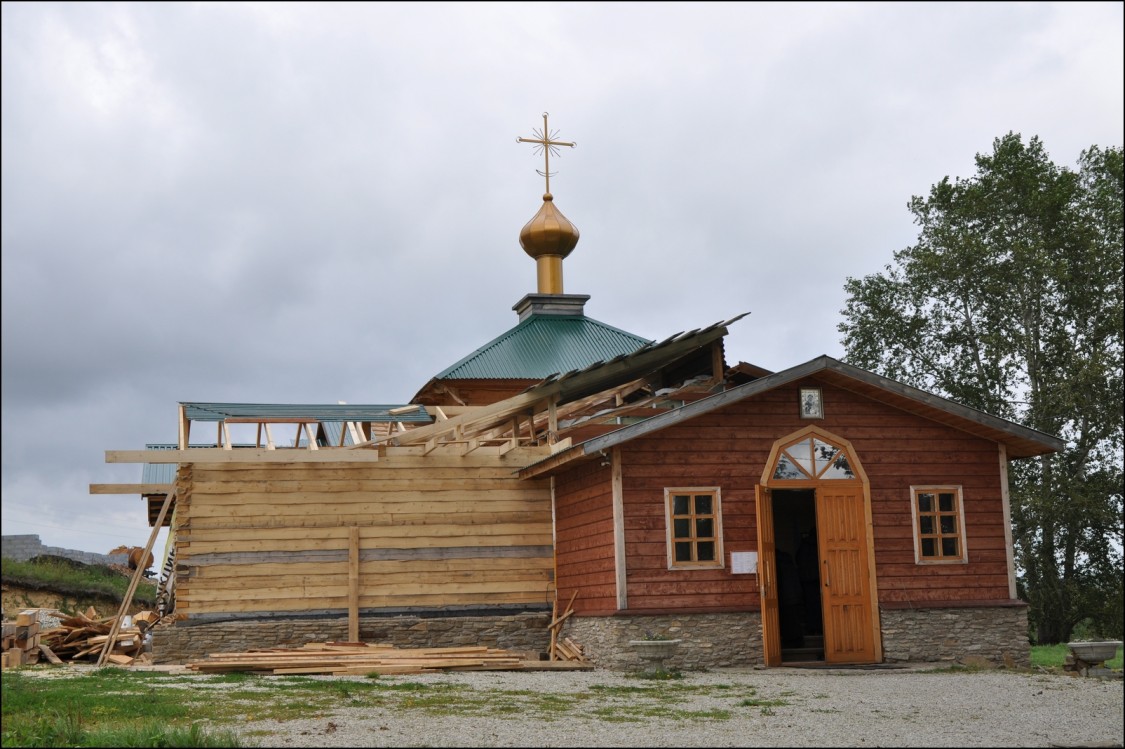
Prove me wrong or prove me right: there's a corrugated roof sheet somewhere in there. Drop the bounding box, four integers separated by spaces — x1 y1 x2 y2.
435 315 652 380
180 403 431 422
142 444 194 484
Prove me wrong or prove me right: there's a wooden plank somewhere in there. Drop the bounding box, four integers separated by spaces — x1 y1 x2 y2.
179 533 553 554
96 487 176 668
38 643 64 665
177 590 548 614
89 483 175 495
107 449 383 464
348 527 359 643
189 568 553 592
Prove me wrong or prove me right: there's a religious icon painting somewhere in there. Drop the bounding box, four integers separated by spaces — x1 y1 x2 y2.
799 387 823 419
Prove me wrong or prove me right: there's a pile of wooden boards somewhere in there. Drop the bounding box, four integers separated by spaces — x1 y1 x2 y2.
187 642 588 675
1 609 49 668
35 607 162 666
548 592 588 663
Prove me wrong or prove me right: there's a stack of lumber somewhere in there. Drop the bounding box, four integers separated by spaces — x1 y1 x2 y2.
1 609 47 668
37 607 161 666
188 642 534 675
548 592 588 663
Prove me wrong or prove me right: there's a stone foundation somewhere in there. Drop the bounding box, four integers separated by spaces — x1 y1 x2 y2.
560 612 763 671
151 612 551 664
880 605 1030 668
152 605 1030 669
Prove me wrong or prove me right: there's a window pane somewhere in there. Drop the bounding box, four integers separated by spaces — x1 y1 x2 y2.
940 516 956 534
673 495 690 514
921 538 936 557
941 538 959 557
787 439 814 475
939 493 955 512
919 516 934 534
918 493 934 512
694 495 713 514
697 541 715 561
774 453 803 479
673 518 690 538
674 542 693 561
696 518 713 538
821 453 855 479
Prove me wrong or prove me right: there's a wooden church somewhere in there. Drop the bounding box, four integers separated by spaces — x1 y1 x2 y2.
94 115 1062 669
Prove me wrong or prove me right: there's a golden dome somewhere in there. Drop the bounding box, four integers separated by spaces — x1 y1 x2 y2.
519 193 580 260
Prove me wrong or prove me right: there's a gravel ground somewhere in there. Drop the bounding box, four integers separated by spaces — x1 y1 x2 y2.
237 665 1124 748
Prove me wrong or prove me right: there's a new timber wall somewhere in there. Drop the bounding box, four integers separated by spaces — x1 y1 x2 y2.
170 449 556 621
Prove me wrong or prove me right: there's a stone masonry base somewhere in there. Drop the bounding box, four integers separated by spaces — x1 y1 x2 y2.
152 605 1029 669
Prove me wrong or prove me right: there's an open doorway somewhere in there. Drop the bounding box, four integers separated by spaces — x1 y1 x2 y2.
771 488 823 662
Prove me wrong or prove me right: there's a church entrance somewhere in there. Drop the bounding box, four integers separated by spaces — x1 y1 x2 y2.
755 426 881 666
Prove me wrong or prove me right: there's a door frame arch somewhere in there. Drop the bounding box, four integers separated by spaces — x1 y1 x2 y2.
757 425 882 664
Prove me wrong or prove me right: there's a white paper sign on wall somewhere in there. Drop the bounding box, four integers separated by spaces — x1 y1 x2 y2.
730 551 758 574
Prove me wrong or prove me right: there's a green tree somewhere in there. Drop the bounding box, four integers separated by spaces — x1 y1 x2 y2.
838 133 1123 643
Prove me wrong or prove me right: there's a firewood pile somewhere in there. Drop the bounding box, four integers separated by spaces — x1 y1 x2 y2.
1 606 167 668
187 642 574 675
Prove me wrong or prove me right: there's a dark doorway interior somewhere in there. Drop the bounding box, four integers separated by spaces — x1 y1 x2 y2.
771 488 824 662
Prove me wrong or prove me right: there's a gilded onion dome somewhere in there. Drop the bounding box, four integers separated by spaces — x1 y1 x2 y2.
519 192 580 260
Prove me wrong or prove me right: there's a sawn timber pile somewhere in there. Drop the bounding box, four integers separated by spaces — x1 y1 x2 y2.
188 642 592 675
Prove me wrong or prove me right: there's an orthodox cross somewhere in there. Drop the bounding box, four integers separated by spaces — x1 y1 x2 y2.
517 112 576 195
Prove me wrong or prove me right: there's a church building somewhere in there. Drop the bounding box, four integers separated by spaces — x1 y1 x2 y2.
95 115 1062 669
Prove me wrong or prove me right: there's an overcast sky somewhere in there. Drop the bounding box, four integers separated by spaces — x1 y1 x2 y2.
2 2 1122 557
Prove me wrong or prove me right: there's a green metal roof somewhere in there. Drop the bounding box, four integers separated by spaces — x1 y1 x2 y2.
435 314 652 380
179 403 431 422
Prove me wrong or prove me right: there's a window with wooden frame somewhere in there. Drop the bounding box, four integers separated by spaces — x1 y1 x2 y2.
664 488 724 569
910 486 968 564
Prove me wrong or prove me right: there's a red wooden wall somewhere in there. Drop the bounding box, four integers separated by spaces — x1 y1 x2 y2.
552 377 1012 616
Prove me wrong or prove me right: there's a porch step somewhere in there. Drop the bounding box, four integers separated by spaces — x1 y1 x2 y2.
782 635 825 663
781 646 824 662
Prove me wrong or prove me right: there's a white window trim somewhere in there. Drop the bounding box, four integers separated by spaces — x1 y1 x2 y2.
909 484 969 565
664 487 724 570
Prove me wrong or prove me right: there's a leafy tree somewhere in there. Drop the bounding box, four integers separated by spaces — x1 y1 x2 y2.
838 133 1123 643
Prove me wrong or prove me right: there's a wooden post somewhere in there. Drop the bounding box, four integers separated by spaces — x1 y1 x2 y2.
348 526 360 643
96 487 177 667
548 597 559 661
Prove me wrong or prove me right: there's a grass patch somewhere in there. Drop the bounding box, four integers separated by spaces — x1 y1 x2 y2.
1 671 248 747
1032 643 1123 670
1 555 152 604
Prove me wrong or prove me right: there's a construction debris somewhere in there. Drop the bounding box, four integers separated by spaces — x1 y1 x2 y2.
187 642 590 675
1 606 166 668
1 609 45 668
548 592 588 663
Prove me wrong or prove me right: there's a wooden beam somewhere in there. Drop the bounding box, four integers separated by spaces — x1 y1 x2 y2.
89 483 175 495
106 449 382 464
348 527 360 642
96 486 176 668
611 447 627 611
178 404 190 450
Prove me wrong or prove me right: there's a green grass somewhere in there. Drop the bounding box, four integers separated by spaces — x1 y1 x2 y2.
1031 642 1123 670
1 667 803 746
1 670 247 747
7 646 1119 747
1 555 155 606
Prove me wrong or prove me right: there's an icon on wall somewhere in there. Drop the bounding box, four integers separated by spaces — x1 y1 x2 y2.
800 387 823 419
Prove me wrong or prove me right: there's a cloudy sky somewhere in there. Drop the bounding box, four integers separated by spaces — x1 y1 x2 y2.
2 2 1122 557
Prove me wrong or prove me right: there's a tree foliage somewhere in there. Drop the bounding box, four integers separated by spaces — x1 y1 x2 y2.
839 133 1123 642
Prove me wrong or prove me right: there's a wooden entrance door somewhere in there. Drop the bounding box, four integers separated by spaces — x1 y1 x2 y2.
816 486 876 663
754 485 781 666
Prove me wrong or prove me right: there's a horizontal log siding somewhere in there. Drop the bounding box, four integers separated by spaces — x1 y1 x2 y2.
174 455 554 617
617 408 764 614
552 461 618 614
594 379 1011 612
